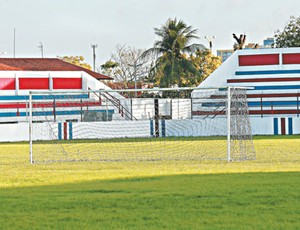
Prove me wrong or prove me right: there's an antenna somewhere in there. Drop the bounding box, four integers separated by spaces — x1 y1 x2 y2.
204 36 216 52
91 44 97 71
38 42 44 58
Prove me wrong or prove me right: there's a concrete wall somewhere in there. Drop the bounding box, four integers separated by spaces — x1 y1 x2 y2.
2 116 300 142
0 123 29 142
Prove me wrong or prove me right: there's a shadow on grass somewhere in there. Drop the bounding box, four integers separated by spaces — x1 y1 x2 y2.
0 172 299 229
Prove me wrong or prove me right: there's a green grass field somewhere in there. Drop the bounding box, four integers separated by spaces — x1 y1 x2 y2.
0 136 299 229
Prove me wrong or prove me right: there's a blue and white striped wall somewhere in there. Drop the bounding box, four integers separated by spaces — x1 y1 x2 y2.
250 117 300 135
57 122 73 140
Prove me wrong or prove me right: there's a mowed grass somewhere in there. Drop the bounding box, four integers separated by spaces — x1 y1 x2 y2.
0 136 299 229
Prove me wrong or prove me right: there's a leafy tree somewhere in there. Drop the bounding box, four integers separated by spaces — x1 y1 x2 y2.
275 16 300 47
142 18 205 87
99 45 154 88
58 56 92 70
187 49 221 86
101 60 119 69
100 60 119 77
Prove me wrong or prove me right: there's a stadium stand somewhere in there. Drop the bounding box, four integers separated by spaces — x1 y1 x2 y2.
0 58 120 123
193 48 300 135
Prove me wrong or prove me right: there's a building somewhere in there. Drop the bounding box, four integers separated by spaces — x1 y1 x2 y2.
217 49 234 63
263 37 275 48
217 37 275 62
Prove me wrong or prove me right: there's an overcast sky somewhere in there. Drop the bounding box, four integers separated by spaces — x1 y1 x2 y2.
0 0 300 67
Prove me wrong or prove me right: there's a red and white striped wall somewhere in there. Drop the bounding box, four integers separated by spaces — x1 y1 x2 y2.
196 48 300 117
0 74 83 92
0 71 120 123
194 48 300 135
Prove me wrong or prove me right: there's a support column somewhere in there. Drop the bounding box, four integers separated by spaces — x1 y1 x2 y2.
227 87 231 162
154 98 159 137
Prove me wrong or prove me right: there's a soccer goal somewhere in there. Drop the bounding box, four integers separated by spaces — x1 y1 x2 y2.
29 86 255 163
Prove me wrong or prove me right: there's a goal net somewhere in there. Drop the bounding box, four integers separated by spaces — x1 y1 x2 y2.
29 87 255 163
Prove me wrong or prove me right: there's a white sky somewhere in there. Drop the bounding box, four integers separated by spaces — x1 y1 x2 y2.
0 0 300 67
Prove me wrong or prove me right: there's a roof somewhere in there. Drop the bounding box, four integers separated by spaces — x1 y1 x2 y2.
0 58 113 80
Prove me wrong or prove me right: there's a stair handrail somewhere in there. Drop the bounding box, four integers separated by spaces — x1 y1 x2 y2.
88 88 138 121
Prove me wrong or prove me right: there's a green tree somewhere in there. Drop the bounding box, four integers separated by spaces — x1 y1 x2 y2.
187 49 221 86
100 60 119 77
275 16 300 47
58 56 92 70
142 18 205 87
100 60 119 70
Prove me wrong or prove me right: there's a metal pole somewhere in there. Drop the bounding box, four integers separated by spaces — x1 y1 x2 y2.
106 97 108 121
134 63 137 97
154 98 159 137
134 70 137 97
170 99 173 119
191 98 193 119
260 96 263 118
25 100 28 122
80 99 83 122
130 98 133 121
13 28 16 58
91 44 97 71
38 42 44 58
227 87 231 162
297 94 299 117
53 99 56 122
29 93 33 164
129 61 142 98
28 86 252 95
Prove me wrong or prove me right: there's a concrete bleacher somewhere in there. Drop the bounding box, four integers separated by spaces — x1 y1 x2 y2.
193 48 300 135
0 58 123 141
0 58 122 123
0 93 115 123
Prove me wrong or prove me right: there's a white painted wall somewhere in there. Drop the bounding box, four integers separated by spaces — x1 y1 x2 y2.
193 51 239 90
0 123 29 142
250 117 274 135
3 117 300 142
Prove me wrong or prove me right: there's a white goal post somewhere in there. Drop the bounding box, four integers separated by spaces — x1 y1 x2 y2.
29 86 255 163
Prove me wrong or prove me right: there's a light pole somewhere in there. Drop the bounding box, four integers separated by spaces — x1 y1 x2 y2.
38 42 44 58
129 52 144 97
13 28 16 58
130 62 143 97
204 36 216 52
91 44 97 71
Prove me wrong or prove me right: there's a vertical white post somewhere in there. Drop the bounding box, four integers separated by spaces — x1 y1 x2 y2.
25 100 28 122
29 92 33 164
227 86 231 162
15 73 19 95
177 98 180 119
130 98 133 121
106 97 108 121
279 49 283 70
49 73 53 91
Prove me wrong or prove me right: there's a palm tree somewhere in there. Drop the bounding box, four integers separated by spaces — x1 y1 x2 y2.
142 18 205 87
